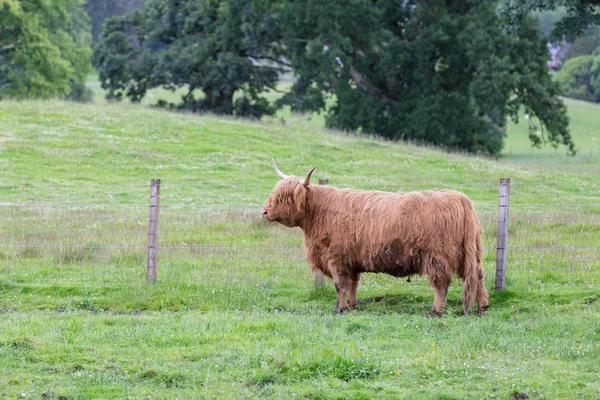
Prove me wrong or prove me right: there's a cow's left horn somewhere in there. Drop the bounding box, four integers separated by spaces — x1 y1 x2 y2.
272 158 289 180
303 166 316 186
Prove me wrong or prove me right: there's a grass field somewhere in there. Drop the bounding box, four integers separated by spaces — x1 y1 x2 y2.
87 73 600 172
503 98 600 172
0 94 599 399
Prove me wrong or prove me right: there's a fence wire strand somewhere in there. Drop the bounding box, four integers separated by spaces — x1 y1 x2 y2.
1 180 599 291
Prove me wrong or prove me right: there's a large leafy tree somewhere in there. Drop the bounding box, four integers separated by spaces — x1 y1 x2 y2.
278 0 575 156
0 0 91 100
94 0 285 117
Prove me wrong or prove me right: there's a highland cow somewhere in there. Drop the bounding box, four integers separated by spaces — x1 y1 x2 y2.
262 160 489 316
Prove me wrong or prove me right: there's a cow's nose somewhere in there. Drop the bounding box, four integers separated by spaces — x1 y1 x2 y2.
261 208 268 218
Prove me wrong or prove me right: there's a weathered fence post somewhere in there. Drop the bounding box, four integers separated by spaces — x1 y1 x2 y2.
314 178 329 287
147 178 161 283
495 178 510 290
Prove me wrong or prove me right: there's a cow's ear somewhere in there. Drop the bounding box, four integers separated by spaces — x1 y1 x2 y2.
294 183 307 213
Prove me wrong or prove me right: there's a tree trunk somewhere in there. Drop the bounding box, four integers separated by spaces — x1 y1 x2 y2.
203 88 234 107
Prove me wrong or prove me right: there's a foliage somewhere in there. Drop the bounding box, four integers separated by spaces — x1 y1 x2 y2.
83 0 145 42
555 55 600 101
534 9 600 73
91 0 579 153
536 8 568 37
500 0 600 41
278 0 575 156
93 0 284 118
566 24 600 58
0 0 92 101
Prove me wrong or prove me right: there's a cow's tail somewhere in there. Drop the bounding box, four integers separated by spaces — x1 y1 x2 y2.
461 196 484 315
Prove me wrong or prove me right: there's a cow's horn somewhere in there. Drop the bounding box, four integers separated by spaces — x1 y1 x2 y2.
272 158 289 180
303 166 316 186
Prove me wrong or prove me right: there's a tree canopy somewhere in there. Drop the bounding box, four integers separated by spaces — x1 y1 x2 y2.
0 0 91 100
92 0 580 155
278 0 575 155
94 0 285 117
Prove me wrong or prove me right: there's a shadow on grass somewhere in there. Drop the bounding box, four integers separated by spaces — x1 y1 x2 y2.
305 285 598 317
2 280 596 315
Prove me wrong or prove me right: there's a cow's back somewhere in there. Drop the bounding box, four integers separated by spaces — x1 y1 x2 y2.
303 186 477 275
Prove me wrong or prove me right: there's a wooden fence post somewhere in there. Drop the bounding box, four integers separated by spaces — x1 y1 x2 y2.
147 178 161 283
314 178 329 287
495 178 510 291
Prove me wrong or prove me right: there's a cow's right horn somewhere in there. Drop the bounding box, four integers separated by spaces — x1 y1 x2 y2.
303 166 316 186
272 158 289 180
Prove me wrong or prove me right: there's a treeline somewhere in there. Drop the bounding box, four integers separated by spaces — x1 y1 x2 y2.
1 0 92 101
2 0 599 155
537 8 600 103
553 23 600 103
0 0 144 102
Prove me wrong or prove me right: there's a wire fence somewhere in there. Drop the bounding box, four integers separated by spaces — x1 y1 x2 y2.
0 180 599 292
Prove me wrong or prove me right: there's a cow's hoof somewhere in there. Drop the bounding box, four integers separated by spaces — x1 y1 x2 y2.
334 306 350 314
477 305 490 316
427 310 443 318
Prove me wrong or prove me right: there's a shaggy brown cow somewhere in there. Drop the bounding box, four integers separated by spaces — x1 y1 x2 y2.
262 160 489 316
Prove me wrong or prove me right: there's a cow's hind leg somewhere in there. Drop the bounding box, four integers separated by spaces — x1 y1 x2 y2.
347 273 361 309
476 274 489 315
427 258 451 317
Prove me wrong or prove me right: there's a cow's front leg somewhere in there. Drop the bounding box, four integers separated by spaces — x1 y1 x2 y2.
331 268 353 313
426 257 452 317
429 271 451 317
347 273 361 309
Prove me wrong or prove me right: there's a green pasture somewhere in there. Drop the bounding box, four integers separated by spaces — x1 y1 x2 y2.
504 98 600 171
87 72 600 171
0 96 599 399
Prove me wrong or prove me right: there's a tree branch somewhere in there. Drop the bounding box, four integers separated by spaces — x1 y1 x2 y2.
1 43 16 53
265 83 286 93
247 55 292 68
349 66 400 101
342 39 400 101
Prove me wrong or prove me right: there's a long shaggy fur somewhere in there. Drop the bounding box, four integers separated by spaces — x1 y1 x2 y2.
262 173 489 316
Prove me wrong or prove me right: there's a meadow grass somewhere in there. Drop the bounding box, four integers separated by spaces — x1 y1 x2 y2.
87 72 600 171
1 97 599 399
503 98 600 172
2 302 599 399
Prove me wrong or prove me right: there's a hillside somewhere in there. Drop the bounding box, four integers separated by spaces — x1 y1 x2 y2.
0 100 599 399
88 72 600 173
504 97 600 171
0 99 597 204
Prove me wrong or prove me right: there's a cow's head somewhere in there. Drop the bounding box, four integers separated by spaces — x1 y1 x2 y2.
262 159 315 227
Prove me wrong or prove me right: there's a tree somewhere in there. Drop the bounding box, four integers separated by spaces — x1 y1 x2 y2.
94 0 285 117
278 0 575 156
0 0 92 100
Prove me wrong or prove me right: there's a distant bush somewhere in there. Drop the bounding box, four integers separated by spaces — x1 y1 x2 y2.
555 55 600 102
65 82 93 103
